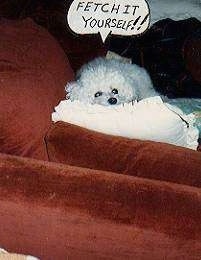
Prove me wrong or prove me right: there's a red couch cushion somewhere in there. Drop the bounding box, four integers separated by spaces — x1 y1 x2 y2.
0 152 201 259
45 122 201 187
0 18 74 160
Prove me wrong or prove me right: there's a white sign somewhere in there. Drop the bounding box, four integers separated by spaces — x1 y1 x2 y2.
67 0 150 43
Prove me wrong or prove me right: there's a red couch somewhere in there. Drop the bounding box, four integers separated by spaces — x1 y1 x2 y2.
0 18 201 260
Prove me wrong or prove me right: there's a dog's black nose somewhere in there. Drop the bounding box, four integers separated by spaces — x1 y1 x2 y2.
108 97 117 105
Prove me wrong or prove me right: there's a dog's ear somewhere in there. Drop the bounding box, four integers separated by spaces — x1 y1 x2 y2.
65 81 80 100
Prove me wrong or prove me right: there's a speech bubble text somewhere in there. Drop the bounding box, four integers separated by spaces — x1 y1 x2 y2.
67 0 150 42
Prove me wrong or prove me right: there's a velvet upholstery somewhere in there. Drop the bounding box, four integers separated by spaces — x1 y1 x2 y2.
0 18 74 160
46 122 201 187
0 152 201 259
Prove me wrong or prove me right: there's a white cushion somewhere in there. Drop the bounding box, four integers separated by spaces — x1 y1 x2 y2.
52 96 199 150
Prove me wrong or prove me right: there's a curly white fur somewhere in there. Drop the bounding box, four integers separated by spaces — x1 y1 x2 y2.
65 57 158 106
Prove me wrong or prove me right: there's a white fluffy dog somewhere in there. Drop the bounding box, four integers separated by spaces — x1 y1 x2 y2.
65 57 158 106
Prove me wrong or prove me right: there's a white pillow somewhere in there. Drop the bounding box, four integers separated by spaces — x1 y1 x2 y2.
52 96 199 150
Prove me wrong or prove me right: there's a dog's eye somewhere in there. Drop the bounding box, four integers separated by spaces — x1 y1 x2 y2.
94 91 102 97
112 88 118 94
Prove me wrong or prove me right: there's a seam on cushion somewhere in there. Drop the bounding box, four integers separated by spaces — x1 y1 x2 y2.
44 124 55 162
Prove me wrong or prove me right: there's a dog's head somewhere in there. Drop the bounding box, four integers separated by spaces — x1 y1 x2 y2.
66 73 136 106
65 58 145 106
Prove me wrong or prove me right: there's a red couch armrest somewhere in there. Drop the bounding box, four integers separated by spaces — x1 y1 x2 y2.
45 122 201 187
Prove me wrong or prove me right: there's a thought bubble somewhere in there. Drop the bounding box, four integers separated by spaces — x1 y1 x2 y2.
67 0 150 42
